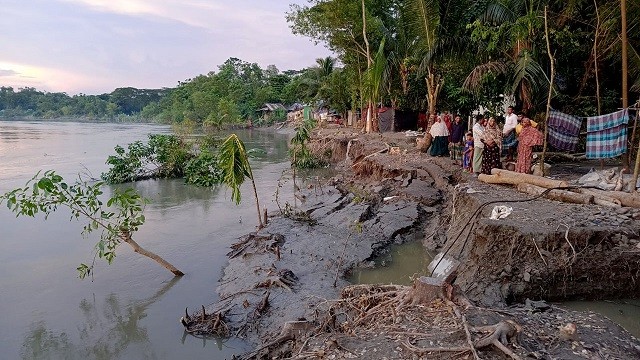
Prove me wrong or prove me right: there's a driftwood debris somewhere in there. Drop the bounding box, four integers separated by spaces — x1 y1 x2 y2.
479 169 569 188
180 306 229 336
255 269 298 292
234 320 315 360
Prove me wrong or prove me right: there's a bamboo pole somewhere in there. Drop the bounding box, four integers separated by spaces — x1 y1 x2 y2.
540 6 554 176
593 0 601 115
622 0 628 110
621 0 630 171
632 110 640 192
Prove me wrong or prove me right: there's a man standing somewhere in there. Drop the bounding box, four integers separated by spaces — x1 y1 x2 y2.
502 106 518 162
472 114 486 176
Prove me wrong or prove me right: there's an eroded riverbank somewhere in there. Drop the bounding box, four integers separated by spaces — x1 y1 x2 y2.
193 126 640 359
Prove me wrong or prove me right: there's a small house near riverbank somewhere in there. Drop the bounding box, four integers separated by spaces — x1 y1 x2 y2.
258 103 287 122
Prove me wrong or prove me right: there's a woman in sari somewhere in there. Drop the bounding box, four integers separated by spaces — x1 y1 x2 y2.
516 117 544 173
429 116 450 157
480 117 502 175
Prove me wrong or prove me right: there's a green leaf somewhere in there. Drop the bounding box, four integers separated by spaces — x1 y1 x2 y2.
37 178 54 191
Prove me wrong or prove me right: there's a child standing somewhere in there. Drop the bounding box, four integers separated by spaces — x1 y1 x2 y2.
463 132 474 173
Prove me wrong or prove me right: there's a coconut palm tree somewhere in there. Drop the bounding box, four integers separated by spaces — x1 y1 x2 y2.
463 0 549 114
404 0 472 129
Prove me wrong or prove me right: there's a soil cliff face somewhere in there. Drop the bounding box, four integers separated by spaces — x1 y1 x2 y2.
448 185 640 307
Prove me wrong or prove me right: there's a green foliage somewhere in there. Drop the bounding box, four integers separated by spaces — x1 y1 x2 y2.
184 150 223 187
1 171 147 279
103 141 153 184
218 134 253 204
102 134 223 187
290 119 327 169
147 134 190 178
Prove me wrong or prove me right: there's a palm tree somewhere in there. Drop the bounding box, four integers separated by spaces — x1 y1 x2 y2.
463 0 549 114
405 0 472 129
316 56 336 78
219 134 263 228
363 39 388 132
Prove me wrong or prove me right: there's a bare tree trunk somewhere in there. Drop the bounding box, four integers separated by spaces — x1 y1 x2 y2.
425 69 442 133
479 169 568 188
121 232 184 276
540 6 554 175
251 179 264 229
362 0 373 133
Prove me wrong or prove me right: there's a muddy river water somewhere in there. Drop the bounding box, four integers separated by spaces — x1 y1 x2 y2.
0 120 299 359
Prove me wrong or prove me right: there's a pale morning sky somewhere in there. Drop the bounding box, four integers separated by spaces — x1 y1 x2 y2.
0 0 333 95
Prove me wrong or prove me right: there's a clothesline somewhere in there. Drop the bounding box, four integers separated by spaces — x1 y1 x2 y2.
544 108 633 159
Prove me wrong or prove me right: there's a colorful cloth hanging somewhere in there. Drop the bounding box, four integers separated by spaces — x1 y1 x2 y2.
547 110 582 151
586 109 629 159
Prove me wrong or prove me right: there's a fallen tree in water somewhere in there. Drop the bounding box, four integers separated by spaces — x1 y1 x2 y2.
1 170 184 278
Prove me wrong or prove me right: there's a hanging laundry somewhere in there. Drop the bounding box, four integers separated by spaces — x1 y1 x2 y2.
586 109 629 159
547 110 582 151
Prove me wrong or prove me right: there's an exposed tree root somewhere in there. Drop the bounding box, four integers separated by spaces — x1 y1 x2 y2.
473 320 522 360
401 340 471 355
227 233 285 259
255 269 298 292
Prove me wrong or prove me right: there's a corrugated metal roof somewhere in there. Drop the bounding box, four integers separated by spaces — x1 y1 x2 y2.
259 103 286 111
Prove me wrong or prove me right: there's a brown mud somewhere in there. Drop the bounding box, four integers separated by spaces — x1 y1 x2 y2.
185 126 640 359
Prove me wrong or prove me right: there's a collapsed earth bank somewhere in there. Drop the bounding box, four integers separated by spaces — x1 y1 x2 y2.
184 127 640 359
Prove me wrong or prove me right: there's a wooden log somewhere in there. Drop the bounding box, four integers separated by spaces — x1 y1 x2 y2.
479 173 569 189
578 188 640 208
516 183 593 204
483 169 569 188
574 188 623 207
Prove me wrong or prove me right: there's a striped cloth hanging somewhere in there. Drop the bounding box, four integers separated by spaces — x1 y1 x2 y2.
547 109 582 151
585 109 629 159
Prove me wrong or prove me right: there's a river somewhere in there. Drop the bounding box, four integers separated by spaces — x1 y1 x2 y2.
0 120 296 359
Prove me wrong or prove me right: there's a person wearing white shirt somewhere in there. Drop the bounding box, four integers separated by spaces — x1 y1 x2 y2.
429 116 450 156
472 115 486 175
502 106 518 161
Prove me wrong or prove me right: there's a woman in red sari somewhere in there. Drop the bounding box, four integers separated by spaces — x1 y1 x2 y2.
516 117 544 173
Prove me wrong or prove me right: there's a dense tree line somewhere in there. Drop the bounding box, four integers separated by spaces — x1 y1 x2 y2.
0 58 338 125
288 0 640 123
0 86 169 121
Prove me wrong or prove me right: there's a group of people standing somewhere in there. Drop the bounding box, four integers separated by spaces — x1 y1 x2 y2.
471 106 544 175
427 106 545 176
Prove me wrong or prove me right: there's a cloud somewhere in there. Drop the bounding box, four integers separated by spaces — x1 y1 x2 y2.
0 69 19 77
0 0 332 94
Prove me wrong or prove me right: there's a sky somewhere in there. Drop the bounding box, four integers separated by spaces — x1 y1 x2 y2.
0 0 333 95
